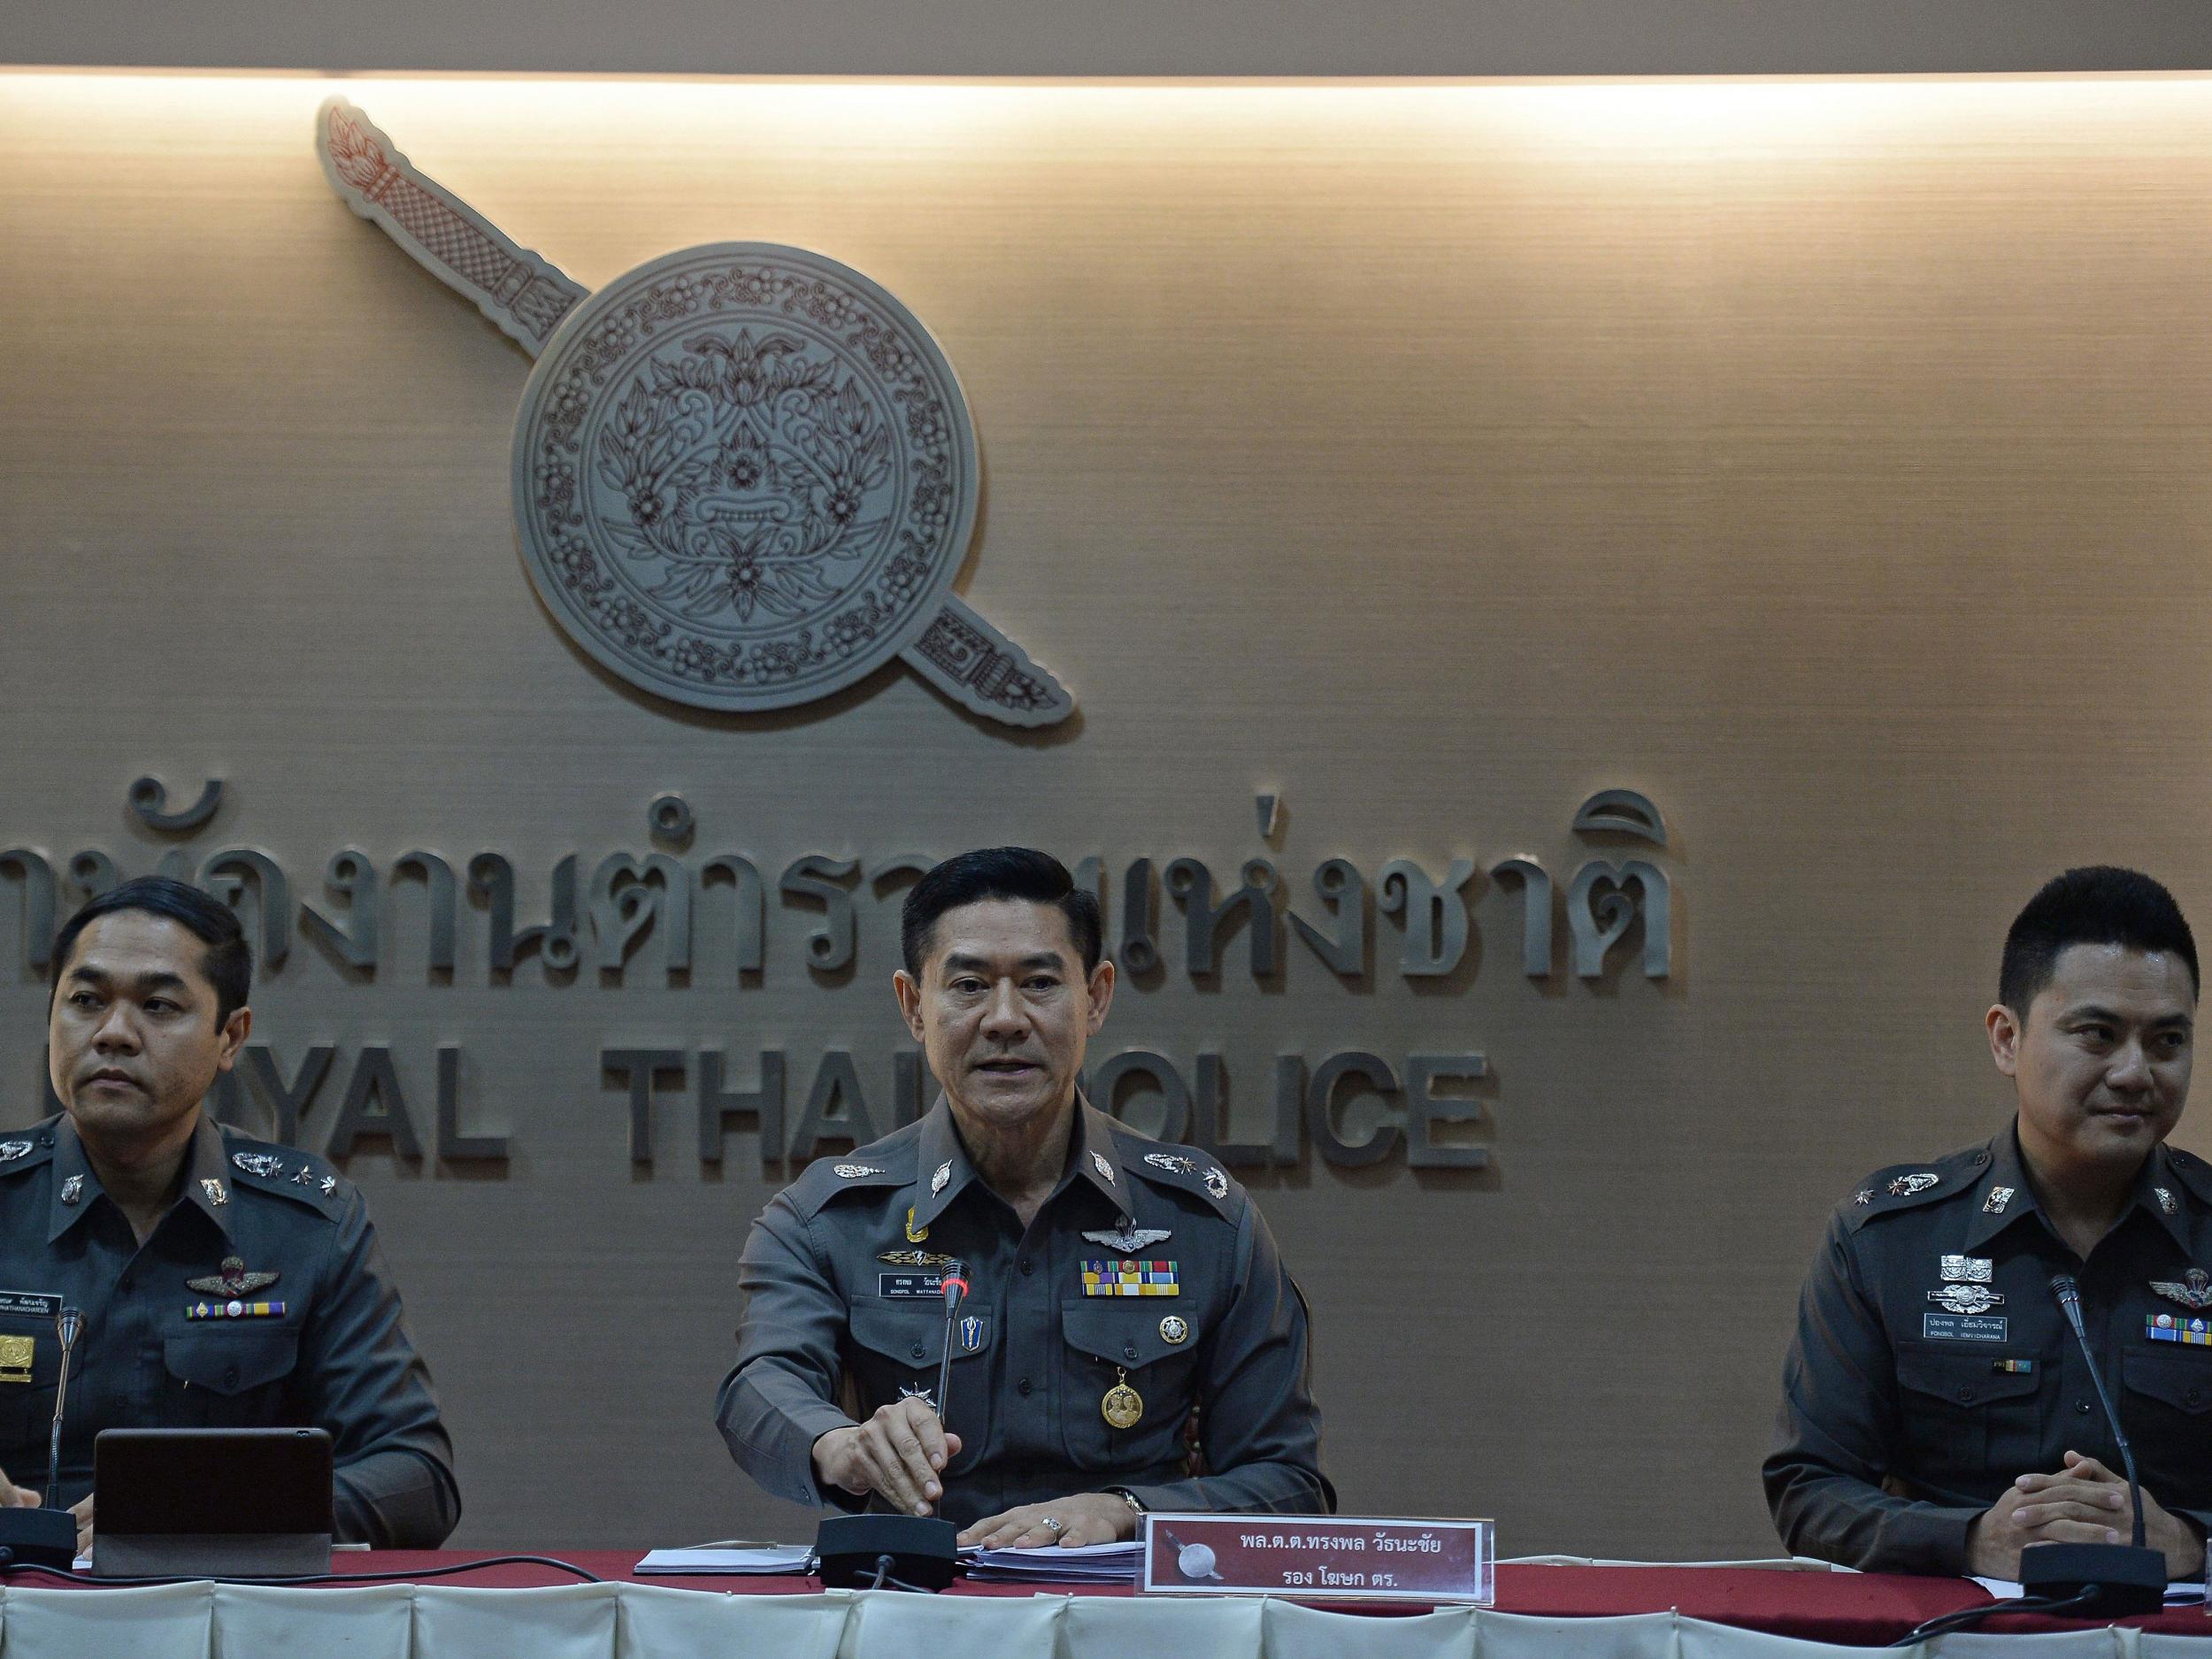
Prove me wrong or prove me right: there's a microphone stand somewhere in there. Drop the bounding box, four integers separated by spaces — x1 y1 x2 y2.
2017 1276 2167 1616
810 1265 965 1593
0 1307 83 1570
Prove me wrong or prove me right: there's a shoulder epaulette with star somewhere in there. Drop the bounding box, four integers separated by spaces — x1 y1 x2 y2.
216 1126 349 1219
2163 1145 2212 1210
1839 1142 1992 1233
783 1127 919 1218
0 1124 57 1178
1116 1132 1240 1220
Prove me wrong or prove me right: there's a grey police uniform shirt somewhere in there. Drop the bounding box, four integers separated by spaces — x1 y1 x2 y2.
0 1112 459 1548
1765 1123 2212 1575
717 1095 1333 1525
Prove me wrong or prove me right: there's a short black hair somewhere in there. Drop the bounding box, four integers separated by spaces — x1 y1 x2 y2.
50 876 253 1026
901 848 1102 977
1998 865 2198 1014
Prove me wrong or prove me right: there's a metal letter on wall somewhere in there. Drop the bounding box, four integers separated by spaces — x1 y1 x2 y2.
1489 856 1554 979
1288 857 1367 978
200 849 290 971
1165 858 1280 977
316 99 1072 730
780 856 859 975
1378 858 1476 979
0 849 55 972
300 849 380 972
1567 859 1671 979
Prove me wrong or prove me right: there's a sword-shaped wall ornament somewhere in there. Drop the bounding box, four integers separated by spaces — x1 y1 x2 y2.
317 98 1073 727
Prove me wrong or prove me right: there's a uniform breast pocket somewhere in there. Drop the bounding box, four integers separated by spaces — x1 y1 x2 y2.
1894 1342 2042 1487
163 1329 300 1425
0 1315 71 1455
846 1302 997 1474
2122 1347 2212 1496
1057 1300 1199 1474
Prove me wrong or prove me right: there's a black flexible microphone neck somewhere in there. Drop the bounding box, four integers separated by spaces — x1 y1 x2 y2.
933 1267 968 1427
2048 1274 2145 1548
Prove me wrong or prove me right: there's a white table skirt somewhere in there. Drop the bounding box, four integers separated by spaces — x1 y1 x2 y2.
0 1583 2201 1659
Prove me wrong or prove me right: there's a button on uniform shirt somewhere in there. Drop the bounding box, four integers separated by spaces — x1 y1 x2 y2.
1765 1124 2212 1574
718 1097 1333 1524
0 1113 458 1547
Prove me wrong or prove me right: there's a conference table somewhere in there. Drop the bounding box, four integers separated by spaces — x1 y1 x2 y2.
2 1553 2208 1658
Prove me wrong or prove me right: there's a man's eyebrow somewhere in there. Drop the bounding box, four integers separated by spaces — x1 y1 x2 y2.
64 964 189 995
940 952 1065 974
2062 1003 2193 1029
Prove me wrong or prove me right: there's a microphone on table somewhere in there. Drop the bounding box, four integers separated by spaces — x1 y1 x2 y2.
2014 1275 2167 1615
0 1305 85 1569
810 1264 967 1593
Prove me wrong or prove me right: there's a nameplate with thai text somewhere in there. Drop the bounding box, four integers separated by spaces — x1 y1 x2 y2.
1139 1514 1494 1602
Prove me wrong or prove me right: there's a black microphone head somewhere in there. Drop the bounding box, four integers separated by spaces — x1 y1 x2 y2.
55 1307 81 1346
2049 1273 2079 1301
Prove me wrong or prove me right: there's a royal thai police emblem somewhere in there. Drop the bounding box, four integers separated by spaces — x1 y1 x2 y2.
317 100 1071 728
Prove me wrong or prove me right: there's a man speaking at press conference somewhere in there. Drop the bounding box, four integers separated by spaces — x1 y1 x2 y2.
1767 866 2212 1578
0 878 458 1554
718 847 1332 1547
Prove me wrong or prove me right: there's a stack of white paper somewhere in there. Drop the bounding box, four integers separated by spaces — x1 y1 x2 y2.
635 1545 817 1576
962 1540 1141 1583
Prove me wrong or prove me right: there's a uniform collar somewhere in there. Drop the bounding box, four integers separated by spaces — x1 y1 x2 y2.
909 1092 1132 1231
1962 1120 2193 1254
49 1112 234 1245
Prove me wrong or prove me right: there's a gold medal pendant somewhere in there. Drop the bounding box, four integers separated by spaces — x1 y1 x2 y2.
1101 1366 1143 1430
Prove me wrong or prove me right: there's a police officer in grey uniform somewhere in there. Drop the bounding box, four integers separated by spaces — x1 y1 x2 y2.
1767 867 2212 1579
0 878 457 1552
718 848 1331 1548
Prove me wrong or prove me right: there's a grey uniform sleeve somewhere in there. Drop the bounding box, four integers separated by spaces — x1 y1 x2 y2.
1763 1213 1979 1574
716 1194 867 1509
1116 1198 1333 1517
296 1189 460 1548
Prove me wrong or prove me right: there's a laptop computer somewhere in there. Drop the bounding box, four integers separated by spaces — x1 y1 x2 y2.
92 1426 334 1578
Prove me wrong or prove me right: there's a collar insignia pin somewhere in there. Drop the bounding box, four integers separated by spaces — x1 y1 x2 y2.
202 1179 227 1208
1928 1284 2005 1316
2155 1187 2177 1217
1092 1151 1116 1185
1143 1153 1195 1176
0 1141 31 1163
904 1206 929 1243
231 1152 284 1179
1085 1225 1172 1254
2151 1268 2212 1311
319 1175 336 1196
930 1160 951 1196
59 1175 82 1206
1203 1166 1228 1201
1983 1186 2014 1215
1940 1255 1993 1284
833 1164 884 1179
1889 1173 1938 1197
1853 1189 1873 1206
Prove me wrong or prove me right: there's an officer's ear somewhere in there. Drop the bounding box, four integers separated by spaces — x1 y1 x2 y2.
1986 1002 2023 1078
892 971 927 1042
215 1004 252 1072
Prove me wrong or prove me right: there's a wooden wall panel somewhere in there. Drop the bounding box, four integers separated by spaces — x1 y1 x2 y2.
2 74 2209 1555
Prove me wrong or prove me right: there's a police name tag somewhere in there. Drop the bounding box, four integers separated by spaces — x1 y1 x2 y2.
1924 1313 2008 1342
878 1273 947 1299
0 1291 61 1321
1140 1514 1494 1603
